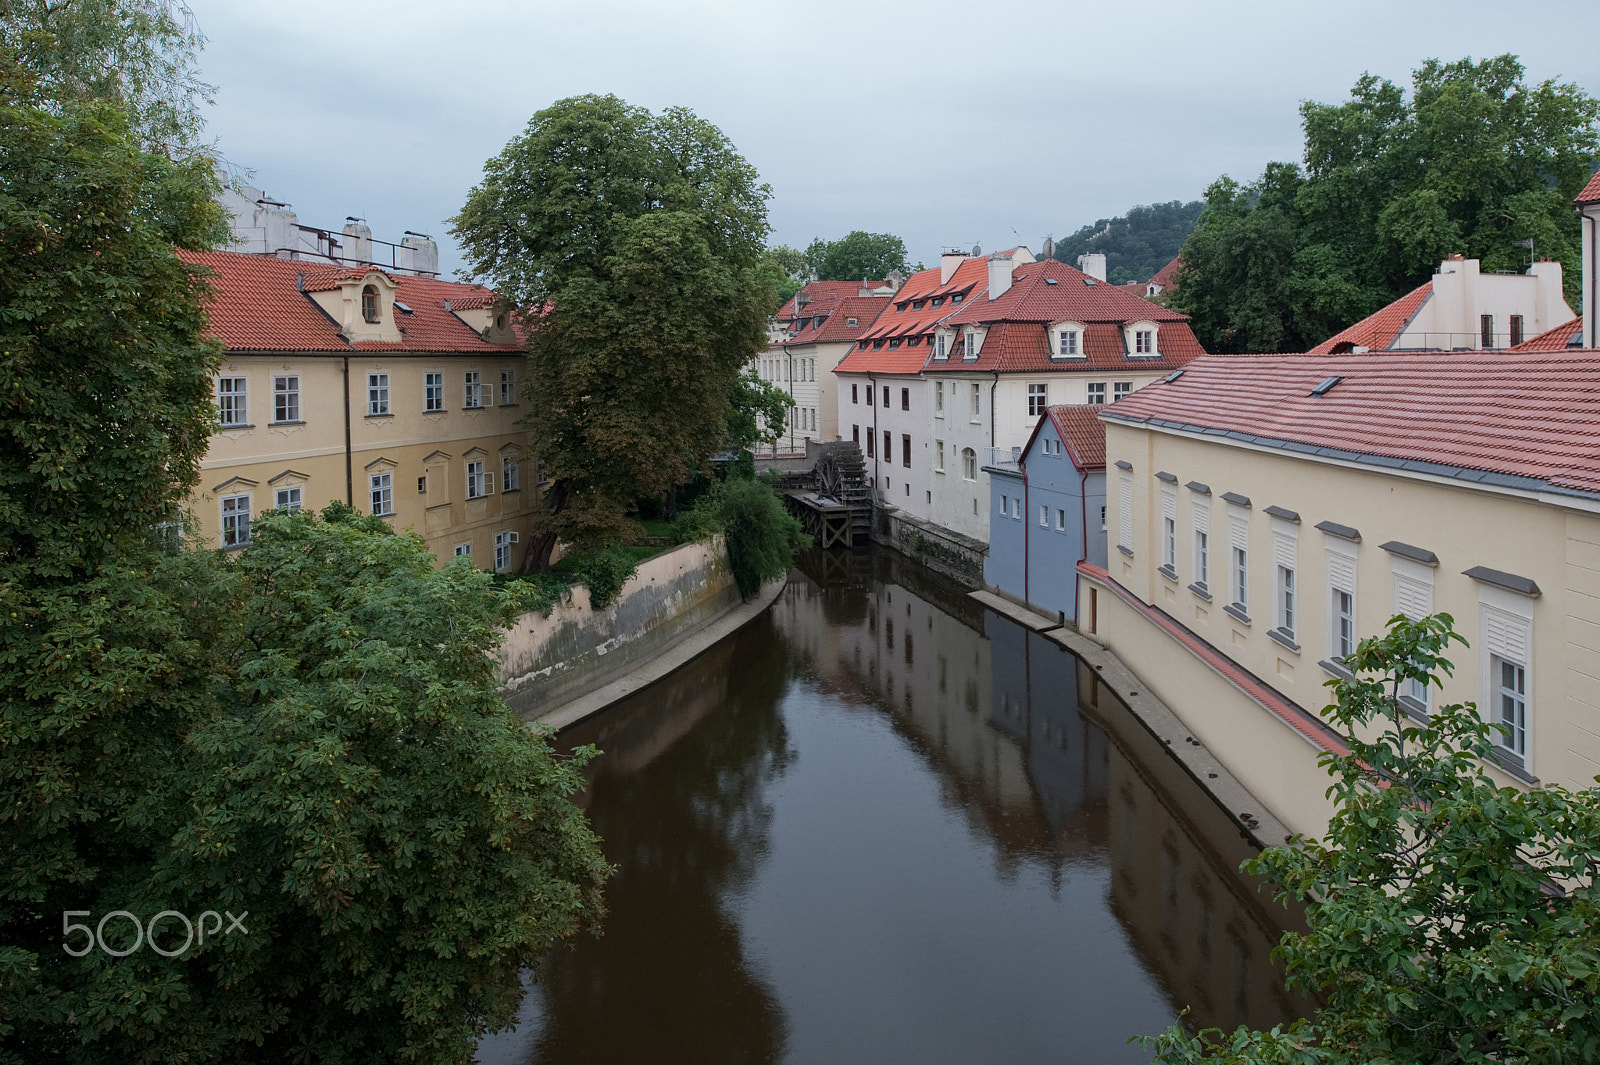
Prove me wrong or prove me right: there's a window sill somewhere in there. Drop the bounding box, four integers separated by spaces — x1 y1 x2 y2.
501 487 521 494
372 511 395 519
1488 747 1538 786
463 405 486 412
423 408 449 414
221 542 249 552
1188 583 1212 601
466 494 493 501
269 419 306 426
1117 544 1134 557
217 423 254 431
498 402 519 408
426 501 452 511
1319 658 1354 682
1223 603 1250 626
1158 564 1178 582
1398 694 1430 723
365 412 394 419
1267 627 1300 653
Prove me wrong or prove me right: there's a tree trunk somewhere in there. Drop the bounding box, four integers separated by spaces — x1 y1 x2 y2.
519 479 566 573
662 486 678 522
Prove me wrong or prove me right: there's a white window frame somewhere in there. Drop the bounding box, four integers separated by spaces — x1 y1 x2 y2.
466 459 492 499
500 370 516 406
274 486 302 512
217 376 248 427
1118 470 1133 553
464 371 484 409
1113 381 1132 402
370 472 393 516
425 371 445 412
221 493 251 547
935 440 945 472
961 448 977 481
494 530 520 572
453 542 472 559
970 383 981 421
1039 504 1048 527
1087 382 1106 405
1160 485 1177 572
273 375 300 423
1478 585 1534 769
1011 497 1021 520
1393 557 1436 712
367 372 390 416
1273 519 1298 640
1027 383 1048 417
935 381 944 416
1055 508 1066 531
502 455 520 492
1229 508 1249 613
1326 543 1358 661
1055 328 1081 358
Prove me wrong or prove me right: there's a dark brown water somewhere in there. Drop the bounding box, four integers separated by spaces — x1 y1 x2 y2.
476 549 1311 1065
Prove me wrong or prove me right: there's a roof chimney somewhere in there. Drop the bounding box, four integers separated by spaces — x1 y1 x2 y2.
1077 252 1107 282
987 251 1015 301
940 249 967 284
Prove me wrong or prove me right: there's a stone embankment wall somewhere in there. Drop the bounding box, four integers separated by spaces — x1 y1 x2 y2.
499 539 740 719
874 508 986 588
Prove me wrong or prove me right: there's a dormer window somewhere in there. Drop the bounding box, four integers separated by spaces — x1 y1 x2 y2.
889 338 901 349
362 285 380 323
1135 330 1154 354
935 333 948 360
496 313 507 330
964 330 981 360
931 297 944 308
951 293 964 303
846 317 858 327
1051 322 1085 359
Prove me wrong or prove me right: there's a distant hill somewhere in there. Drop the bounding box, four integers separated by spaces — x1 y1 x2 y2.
1046 200 1203 285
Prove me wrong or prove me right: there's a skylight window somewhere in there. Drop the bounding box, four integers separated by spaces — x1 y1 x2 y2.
1084 278 1097 286
394 301 414 315
1044 278 1058 286
1163 370 1185 384
1310 375 1343 396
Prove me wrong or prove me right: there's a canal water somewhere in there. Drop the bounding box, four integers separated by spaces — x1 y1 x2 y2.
476 549 1312 1065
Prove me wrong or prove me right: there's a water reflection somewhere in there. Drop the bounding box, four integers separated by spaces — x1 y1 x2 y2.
477 549 1309 1065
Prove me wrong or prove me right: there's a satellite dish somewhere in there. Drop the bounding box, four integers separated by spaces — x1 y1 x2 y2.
971 243 981 257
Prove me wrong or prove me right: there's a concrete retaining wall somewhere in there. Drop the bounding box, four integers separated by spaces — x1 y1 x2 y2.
499 538 741 719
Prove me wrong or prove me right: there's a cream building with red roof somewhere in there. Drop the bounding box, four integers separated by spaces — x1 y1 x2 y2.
182 249 540 570
1082 350 1600 839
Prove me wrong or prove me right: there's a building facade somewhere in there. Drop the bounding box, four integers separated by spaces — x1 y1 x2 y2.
759 280 895 451
1081 351 1600 839
182 250 540 570
985 405 1107 624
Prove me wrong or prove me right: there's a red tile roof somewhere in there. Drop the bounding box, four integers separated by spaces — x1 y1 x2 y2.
1308 281 1432 354
1037 405 1106 469
776 280 882 322
1102 350 1600 498
1510 317 1585 352
1577 168 1600 206
939 319 1205 374
946 258 1189 329
782 295 890 348
449 291 501 310
835 257 991 374
1147 256 1181 290
179 249 521 353
298 265 392 292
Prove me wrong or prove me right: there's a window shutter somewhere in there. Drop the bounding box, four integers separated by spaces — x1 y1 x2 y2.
1327 550 1356 593
483 471 494 495
1273 530 1296 570
1161 486 1175 522
1483 605 1528 661
1118 471 1133 548
1192 499 1209 535
1229 513 1248 551
1394 573 1431 620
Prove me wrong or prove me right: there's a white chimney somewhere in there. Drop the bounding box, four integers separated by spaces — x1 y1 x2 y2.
341 221 372 266
1526 259 1568 333
941 250 967 284
399 234 440 276
987 252 1014 301
1077 252 1107 282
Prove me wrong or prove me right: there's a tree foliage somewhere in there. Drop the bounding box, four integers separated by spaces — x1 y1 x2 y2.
1171 55 1600 352
760 244 806 305
0 0 212 152
2 34 610 1062
803 230 909 282
1146 613 1600 1065
725 368 790 453
682 477 807 600
1047 200 1203 285
451 95 774 561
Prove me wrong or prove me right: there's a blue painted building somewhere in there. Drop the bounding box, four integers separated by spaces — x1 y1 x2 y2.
984 405 1107 624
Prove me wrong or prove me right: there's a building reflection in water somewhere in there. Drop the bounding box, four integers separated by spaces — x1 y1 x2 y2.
475 548 1311 1065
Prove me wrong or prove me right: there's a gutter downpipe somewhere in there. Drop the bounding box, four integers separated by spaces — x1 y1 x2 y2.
342 355 353 505
1022 457 1030 604
868 373 879 504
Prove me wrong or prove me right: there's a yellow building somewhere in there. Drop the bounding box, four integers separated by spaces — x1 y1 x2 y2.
1078 350 1600 839
181 249 540 570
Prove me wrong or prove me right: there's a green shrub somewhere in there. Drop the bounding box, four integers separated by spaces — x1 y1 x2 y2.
563 542 638 609
718 478 808 599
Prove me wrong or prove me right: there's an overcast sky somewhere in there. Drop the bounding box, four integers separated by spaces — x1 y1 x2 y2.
195 0 1600 281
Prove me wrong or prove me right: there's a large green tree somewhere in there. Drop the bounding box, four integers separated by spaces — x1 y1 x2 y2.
452 94 775 568
1172 56 1600 352
760 244 806 304
1146 614 1600 1064
1 29 610 1064
803 230 910 282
